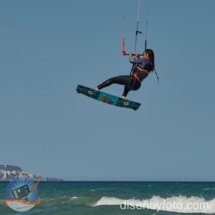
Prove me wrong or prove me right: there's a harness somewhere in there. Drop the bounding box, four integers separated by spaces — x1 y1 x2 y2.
132 66 149 82
132 73 141 82
136 66 149 75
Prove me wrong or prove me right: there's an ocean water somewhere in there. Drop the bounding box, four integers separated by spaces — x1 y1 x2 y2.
1 182 215 215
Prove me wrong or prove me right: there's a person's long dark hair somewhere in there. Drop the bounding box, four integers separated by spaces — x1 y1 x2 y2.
145 49 155 71
145 49 159 82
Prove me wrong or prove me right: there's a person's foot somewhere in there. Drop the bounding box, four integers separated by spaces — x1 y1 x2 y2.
95 87 99 91
121 96 126 99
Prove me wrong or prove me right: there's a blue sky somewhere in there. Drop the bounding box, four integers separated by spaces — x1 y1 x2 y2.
0 0 214 181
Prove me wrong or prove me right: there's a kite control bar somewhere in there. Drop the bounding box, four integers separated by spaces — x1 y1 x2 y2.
123 52 144 57
122 37 143 56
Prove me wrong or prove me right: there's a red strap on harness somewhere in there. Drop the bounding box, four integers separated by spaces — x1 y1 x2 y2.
137 66 149 75
132 73 141 82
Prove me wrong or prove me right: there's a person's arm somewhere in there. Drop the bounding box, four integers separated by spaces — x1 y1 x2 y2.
129 53 144 64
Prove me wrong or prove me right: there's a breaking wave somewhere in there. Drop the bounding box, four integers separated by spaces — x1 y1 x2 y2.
92 196 215 214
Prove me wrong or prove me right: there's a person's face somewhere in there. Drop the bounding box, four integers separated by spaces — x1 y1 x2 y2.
143 51 149 59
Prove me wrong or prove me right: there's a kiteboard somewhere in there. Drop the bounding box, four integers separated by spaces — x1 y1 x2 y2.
76 85 141 111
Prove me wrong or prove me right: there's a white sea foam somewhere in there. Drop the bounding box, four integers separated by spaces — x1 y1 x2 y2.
71 196 79 200
92 196 215 214
203 187 215 191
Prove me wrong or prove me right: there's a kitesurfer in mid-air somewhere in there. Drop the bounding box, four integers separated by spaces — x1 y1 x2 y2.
96 49 155 99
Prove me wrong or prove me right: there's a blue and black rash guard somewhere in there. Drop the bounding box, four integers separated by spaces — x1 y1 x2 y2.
129 56 153 81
